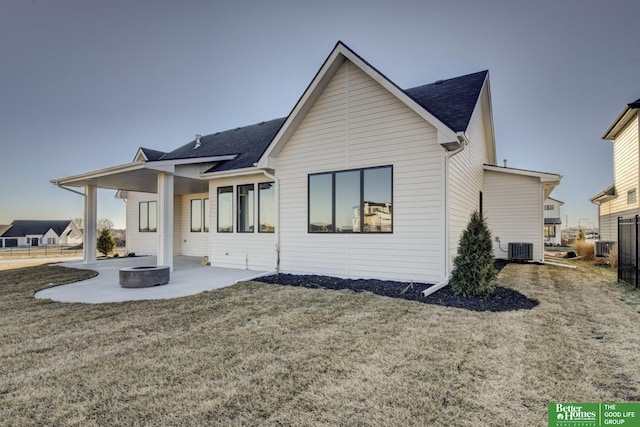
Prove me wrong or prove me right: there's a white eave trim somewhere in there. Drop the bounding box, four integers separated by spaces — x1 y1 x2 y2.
50 161 146 186
589 184 617 203
200 166 264 179
602 106 638 140
483 164 561 183
51 155 238 186
258 42 459 166
146 155 237 168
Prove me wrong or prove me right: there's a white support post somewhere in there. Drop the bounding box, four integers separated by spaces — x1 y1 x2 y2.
83 184 97 265
157 173 174 271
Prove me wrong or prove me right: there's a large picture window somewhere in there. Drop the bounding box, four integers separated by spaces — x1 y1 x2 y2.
237 184 255 233
308 166 392 233
217 187 233 233
259 182 275 233
139 201 157 232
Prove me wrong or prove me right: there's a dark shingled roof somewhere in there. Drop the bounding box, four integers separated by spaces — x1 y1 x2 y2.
139 147 166 161
1 220 72 238
629 98 640 109
403 70 488 132
154 117 286 173
145 69 487 173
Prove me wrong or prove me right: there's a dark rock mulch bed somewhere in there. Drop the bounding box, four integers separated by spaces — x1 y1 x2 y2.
254 260 538 312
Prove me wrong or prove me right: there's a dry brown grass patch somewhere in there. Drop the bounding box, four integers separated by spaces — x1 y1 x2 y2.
0 263 638 425
574 239 595 260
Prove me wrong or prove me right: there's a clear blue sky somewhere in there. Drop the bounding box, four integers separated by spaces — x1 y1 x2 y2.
2 0 639 229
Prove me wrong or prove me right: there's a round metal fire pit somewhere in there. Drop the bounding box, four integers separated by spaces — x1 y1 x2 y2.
119 266 170 288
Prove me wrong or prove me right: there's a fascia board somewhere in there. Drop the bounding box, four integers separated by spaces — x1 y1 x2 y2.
146 155 237 168
258 49 347 166
200 167 263 180
483 164 561 182
133 148 148 162
602 106 635 140
258 43 459 167
479 75 497 165
340 45 458 141
50 162 146 186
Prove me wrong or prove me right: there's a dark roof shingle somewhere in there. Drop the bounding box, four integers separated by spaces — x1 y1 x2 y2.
145 69 487 173
139 147 166 161
403 70 488 132
1 220 72 238
155 117 286 173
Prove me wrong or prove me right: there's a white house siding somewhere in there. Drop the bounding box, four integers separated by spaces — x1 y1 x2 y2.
178 192 209 257
209 175 278 271
598 207 637 242
448 95 489 268
543 198 562 245
275 60 446 283
125 191 159 256
596 115 639 242
610 115 639 214
43 229 59 245
483 170 543 261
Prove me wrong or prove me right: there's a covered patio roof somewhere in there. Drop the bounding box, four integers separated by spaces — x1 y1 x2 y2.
50 155 237 195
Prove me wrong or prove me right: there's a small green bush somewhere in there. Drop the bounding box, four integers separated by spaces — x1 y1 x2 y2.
96 228 116 257
450 210 497 297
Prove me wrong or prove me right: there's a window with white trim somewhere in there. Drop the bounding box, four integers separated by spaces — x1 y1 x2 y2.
628 189 637 204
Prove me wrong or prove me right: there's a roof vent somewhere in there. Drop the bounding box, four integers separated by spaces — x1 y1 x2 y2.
503 159 508 167
194 134 202 149
434 79 445 85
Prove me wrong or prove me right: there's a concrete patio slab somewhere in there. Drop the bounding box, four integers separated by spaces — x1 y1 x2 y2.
35 256 270 304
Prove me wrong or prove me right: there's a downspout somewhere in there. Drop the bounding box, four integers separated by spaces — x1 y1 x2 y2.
444 139 467 278
261 169 280 272
424 138 466 297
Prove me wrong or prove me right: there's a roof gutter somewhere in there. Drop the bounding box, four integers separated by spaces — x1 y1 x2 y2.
53 182 85 197
199 166 263 180
602 101 640 140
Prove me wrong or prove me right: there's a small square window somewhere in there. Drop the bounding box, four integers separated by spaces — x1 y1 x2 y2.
628 189 637 204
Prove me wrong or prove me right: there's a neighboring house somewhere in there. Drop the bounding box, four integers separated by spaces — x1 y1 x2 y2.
51 41 560 283
0 220 83 248
590 97 640 242
543 197 563 246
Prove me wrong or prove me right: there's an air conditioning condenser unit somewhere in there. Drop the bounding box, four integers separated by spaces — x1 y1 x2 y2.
508 242 533 261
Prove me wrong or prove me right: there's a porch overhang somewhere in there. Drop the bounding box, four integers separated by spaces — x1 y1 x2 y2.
50 155 237 195
589 184 617 204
